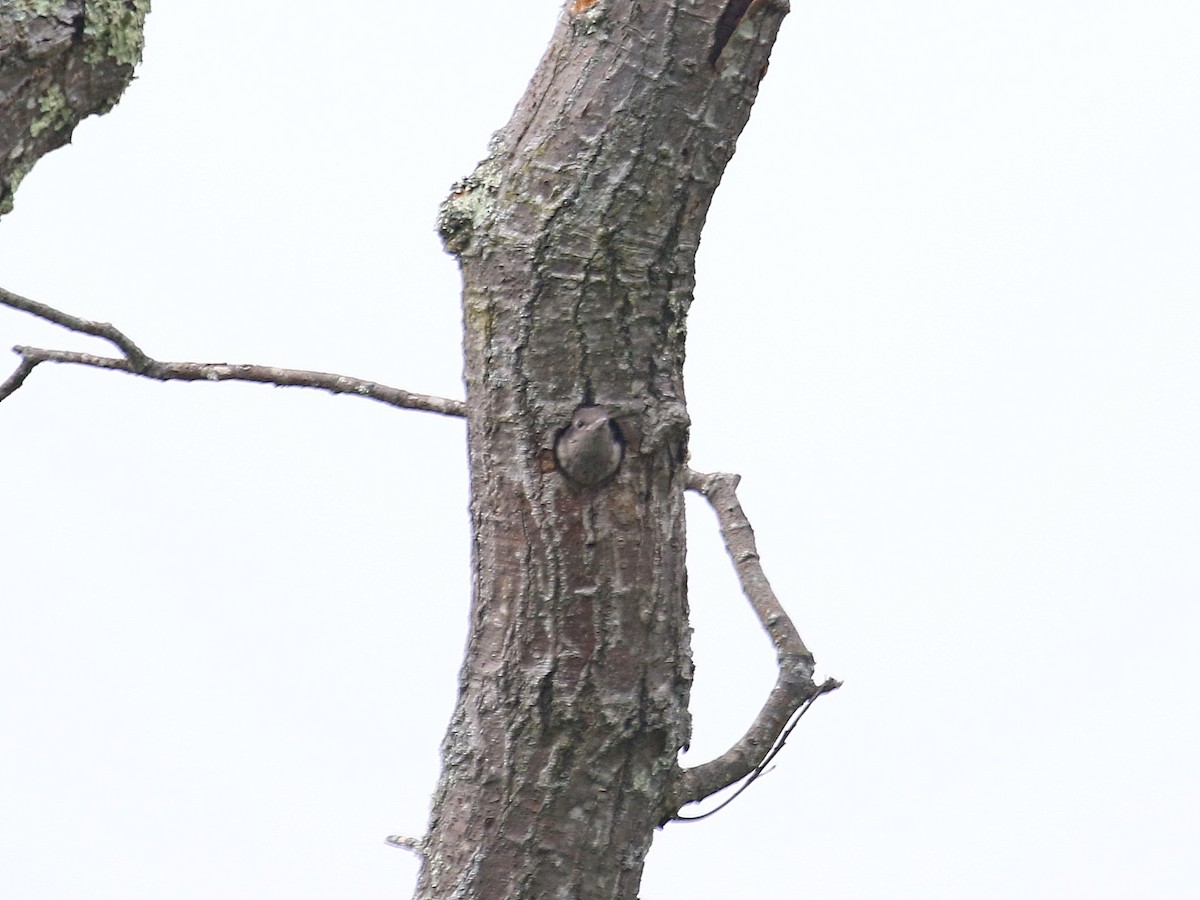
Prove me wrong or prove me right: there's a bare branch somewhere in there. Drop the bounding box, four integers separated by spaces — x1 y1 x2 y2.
0 287 150 369
0 289 465 418
665 468 840 819
0 354 37 402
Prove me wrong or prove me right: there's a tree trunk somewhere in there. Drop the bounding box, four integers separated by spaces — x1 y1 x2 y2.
0 0 149 216
418 2 789 897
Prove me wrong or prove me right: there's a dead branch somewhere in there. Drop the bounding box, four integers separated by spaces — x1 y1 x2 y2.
666 467 840 819
385 834 426 856
0 287 465 418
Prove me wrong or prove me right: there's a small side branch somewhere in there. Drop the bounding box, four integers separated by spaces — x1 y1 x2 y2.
0 288 465 418
1 287 151 369
385 834 426 856
665 467 840 819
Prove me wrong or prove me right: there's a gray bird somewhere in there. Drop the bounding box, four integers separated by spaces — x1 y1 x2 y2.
555 406 623 486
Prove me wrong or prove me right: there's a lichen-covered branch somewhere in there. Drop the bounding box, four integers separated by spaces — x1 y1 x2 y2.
0 288 465 417
0 0 151 216
665 468 840 817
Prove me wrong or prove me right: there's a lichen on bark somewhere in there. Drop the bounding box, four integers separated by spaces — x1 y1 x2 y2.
0 0 149 215
82 0 151 67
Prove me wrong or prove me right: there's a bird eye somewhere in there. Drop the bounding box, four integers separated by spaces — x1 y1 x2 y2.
576 420 585 428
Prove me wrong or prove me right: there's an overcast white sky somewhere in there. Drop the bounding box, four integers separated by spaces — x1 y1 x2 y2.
3 2 1199 898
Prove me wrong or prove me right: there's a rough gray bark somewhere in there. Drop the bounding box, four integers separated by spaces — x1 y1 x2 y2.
0 0 149 216
417 2 823 897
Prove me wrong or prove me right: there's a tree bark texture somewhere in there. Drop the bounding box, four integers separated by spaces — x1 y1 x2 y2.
419 2 789 897
0 0 149 216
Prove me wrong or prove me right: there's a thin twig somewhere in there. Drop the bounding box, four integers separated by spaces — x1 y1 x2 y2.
0 288 466 417
664 467 840 821
673 678 839 822
0 354 37 401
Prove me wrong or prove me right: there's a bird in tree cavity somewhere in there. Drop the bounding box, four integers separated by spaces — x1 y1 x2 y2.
555 406 623 487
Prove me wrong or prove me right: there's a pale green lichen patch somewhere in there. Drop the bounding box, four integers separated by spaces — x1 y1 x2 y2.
1 159 36 215
570 0 610 37
437 146 506 255
7 0 67 19
83 0 151 67
29 85 74 137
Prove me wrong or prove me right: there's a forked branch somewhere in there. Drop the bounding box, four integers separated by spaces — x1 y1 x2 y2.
0 287 465 418
666 468 840 819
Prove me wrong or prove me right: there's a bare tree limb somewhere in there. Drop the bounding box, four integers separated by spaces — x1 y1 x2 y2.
0 354 38 401
0 288 465 418
665 467 841 819
1 287 151 368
